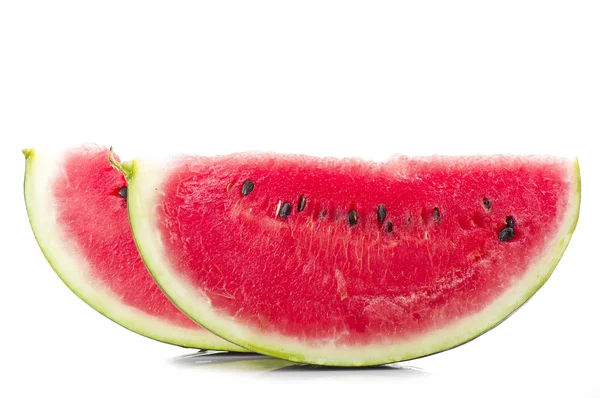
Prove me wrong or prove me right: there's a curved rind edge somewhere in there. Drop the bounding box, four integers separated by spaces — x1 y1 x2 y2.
128 156 581 366
23 148 247 352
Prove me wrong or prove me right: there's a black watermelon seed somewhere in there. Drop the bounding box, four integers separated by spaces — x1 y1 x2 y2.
483 198 491 210
118 186 127 198
432 207 441 223
298 195 307 212
498 227 515 242
280 202 292 219
506 216 515 228
386 221 393 233
347 210 358 227
377 204 387 222
241 180 254 196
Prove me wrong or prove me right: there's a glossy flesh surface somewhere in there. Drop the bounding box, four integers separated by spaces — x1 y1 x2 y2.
127 154 579 365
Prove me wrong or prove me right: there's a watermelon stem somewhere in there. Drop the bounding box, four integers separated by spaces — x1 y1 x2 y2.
22 148 33 159
108 147 134 180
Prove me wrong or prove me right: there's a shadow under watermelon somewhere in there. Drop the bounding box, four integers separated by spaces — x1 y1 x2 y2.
171 351 430 380
171 351 296 372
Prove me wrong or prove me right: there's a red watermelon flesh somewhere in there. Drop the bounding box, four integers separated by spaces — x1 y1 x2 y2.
125 153 580 365
23 147 244 351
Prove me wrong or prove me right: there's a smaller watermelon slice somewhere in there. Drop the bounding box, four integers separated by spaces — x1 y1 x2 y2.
123 153 580 366
23 147 245 351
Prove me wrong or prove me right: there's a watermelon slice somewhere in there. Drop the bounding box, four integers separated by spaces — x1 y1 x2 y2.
23 147 245 351
121 153 580 366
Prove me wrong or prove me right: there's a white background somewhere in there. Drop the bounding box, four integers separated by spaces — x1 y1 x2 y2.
1 1 599 396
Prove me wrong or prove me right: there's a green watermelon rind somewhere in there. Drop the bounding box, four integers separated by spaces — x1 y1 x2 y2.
125 156 580 366
23 148 247 352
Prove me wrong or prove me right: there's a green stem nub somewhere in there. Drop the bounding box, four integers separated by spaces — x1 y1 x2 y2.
108 147 134 180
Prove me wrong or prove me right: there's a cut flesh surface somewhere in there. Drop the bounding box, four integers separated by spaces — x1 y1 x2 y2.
125 153 580 365
23 147 245 351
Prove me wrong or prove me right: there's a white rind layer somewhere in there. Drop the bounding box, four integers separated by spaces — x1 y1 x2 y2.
23 148 246 351
127 156 580 366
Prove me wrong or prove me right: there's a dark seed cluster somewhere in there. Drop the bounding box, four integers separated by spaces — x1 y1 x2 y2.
235 177 406 235
498 216 516 242
237 180 517 242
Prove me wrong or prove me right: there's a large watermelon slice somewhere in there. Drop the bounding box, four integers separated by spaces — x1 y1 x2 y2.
121 152 580 366
23 147 245 351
